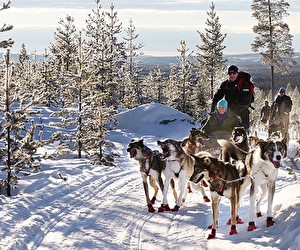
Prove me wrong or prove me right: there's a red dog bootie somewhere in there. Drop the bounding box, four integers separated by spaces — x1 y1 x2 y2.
247 221 257 231
256 211 263 217
229 225 238 235
150 197 156 204
266 217 275 227
147 204 155 213
203 196 210 202
157 204 170 212
171 205 180 212
207 229 216 239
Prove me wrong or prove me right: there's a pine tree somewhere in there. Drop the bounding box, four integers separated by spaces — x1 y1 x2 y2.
0 0 14 48
49 15 78 72
0 50 42 196
195 1 227 99
123 18 144 108
251 0 296 99
174 40 197 116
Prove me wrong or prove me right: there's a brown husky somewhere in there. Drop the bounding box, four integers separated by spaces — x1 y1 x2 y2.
190 154 250 239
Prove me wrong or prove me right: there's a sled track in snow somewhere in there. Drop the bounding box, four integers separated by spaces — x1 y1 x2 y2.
0 166 138 250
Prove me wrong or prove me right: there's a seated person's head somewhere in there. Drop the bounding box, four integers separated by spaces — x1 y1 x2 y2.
217 99 228 115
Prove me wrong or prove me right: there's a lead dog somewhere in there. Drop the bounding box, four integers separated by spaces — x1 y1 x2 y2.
246 136 287 231
127 139 177 212
190 154 250 239
157 139 195 212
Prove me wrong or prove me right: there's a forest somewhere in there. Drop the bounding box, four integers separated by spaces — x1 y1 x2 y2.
0 0 300 195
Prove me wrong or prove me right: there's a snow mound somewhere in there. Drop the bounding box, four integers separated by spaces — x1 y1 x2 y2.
114 103 198 139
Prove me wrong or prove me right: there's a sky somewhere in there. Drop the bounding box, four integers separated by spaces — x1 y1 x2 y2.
2 0 300 56
0 102 300 249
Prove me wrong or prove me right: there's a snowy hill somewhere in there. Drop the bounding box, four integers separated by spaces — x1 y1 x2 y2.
0 103 300 249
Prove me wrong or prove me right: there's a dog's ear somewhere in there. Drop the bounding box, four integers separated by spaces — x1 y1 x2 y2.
281 133 288 145
203 156 211 165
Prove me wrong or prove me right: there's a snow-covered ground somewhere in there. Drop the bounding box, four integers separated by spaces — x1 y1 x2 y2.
0 103 300 250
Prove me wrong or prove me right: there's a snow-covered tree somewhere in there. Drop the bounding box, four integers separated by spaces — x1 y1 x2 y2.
49 15 78 73
122 18 144 108
174 40 197 116
0 0 14 48
251 0 296 99
0 50 42 196
195 1 227 98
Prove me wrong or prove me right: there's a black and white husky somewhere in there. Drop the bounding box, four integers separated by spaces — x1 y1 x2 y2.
246 136 287 231
217 135 288 231
127 139 178 213
157 139 195 212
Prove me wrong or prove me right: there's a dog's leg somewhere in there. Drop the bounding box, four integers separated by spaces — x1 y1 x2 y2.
208 192 220 239
256 183 267 217
172 174 189 211
170 179 178 203
248 180 258 231
149 176 159 205
266 181 276 227
229 195 238 235
158 176 171 212
141 173 155 213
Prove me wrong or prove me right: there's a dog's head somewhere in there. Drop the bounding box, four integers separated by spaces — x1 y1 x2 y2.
248 131 260 149
259 136 287 168
188 128 209 147
190 156 221 184
231 127 247 144
157 139 183 159
127 138 152 160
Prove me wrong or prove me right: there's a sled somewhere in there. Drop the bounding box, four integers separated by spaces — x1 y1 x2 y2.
202 130 232 157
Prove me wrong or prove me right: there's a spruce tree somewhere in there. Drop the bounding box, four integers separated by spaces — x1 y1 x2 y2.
251 0 296 99
195 1 227 99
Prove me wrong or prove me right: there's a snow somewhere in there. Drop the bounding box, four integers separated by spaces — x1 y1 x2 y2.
1 102 300 250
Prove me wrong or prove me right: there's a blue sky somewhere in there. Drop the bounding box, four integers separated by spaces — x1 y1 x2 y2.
3 0 300 56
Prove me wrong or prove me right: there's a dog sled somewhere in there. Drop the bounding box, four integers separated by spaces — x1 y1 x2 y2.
201 130 232 157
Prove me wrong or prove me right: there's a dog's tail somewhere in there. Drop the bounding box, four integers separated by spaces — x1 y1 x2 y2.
217 139 248 161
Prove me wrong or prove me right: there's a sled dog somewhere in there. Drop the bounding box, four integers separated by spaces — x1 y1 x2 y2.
190 154 250 239
181 128 211 202
127 138 177 212
181 128 209 155
246 136 287 231
157 139 195 212
231 127 250 153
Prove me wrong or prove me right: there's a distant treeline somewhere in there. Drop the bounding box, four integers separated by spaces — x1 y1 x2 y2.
139 53 300 92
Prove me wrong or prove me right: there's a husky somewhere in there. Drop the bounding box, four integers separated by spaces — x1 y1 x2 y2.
181 128 211 202
157 139 195 212
248 131 261 150
181 128 209 155
190 154 251 239
219 127 250 163
127 138 177 213
246 136 287 231
231 127 250 153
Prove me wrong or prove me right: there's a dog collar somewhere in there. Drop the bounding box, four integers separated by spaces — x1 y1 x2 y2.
188 141 199 149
